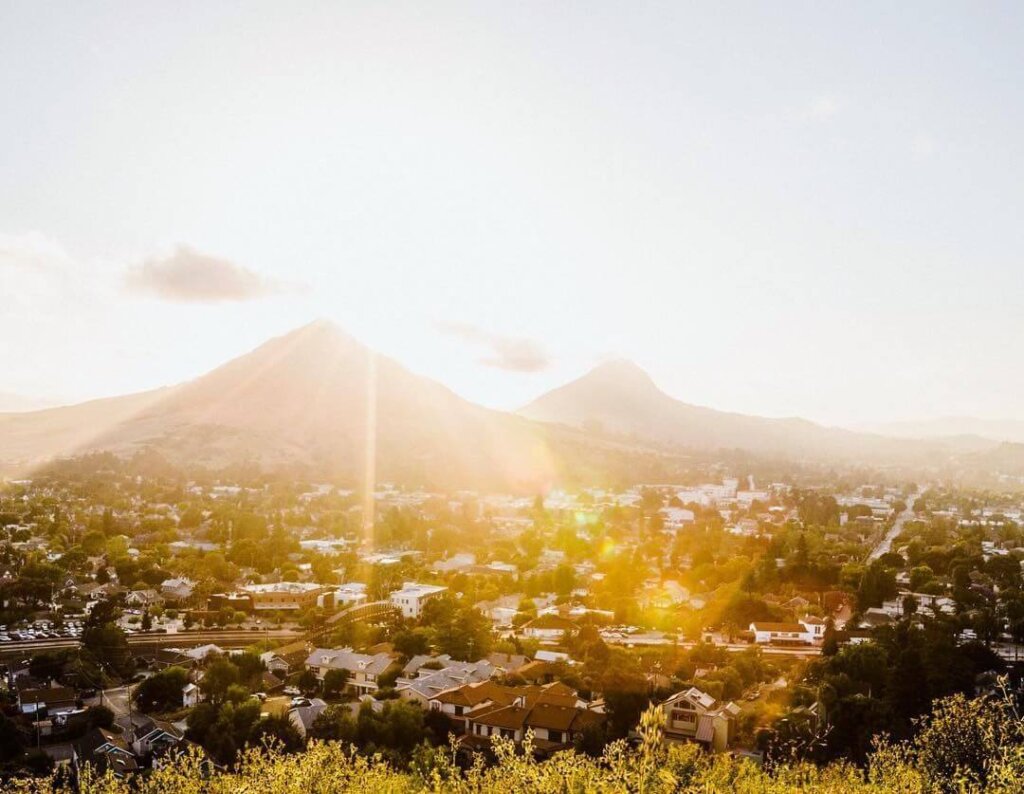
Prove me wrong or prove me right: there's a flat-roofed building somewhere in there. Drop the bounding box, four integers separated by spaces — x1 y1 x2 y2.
390 582 447 619
240 582 331 611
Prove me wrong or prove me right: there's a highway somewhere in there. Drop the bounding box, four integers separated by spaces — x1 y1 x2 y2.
0 629 303 661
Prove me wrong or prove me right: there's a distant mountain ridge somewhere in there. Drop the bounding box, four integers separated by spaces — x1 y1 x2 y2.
517 359 970 464
0 323 1013 485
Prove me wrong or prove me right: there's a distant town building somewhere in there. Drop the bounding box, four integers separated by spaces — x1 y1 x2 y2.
389 582 447 619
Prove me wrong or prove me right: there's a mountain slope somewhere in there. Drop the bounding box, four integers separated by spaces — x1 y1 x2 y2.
0 322 569 489
518 360 959 463
0 391 59 413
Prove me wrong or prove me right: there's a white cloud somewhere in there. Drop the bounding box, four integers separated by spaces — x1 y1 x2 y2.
125 245 286 303
437 321 550 372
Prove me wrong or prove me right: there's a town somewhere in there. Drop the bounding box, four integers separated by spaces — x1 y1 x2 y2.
2 454 1022 781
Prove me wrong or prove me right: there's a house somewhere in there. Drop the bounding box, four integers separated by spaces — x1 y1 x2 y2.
431 553 476 573
288 698 328 737
396 658 499 707
126 589 164 608
183 644 225 663
485 652 529 673
749 617 825 646
334 583 369 607
132 720 183 758
521 613 576 641
160 578 196 602
305 647 397 695
18 686 78 716
74 728 139 778
474 594 523 627
660 687 740 752
448 681 603 755
259 651 294 677
182 683 200 708
390 582 447 619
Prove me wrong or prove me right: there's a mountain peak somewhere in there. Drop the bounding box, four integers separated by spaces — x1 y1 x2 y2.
584 359 657 389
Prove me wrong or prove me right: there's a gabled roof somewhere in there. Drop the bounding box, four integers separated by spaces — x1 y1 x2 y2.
522 613 577 631
19 686 77 706
523 702 578 731
750 622 806 633
432 680 512 707
306 647 394 676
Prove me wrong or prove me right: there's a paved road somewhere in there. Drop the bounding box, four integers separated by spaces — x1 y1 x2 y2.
0 629 303 661
867 491 919 562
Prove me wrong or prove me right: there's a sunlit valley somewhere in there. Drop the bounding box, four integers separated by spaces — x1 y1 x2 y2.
4 3 1024 792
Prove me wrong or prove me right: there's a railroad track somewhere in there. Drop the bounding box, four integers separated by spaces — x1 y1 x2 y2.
0 629 303 661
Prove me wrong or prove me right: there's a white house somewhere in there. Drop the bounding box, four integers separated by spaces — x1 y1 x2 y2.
305 647 396 695
389 582 447 619
431 553 476 573
160 577 196 602
521 613 577 641
749 617 825 646
182 683 200 708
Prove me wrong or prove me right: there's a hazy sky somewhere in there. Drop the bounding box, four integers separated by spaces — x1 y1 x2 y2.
2 2 1023 426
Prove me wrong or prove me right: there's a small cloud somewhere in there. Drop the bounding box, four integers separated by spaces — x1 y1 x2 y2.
910 134 939 160
125 245 284 303
438 321 550 372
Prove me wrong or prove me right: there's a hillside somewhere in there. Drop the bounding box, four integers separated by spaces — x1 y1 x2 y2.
11 692 1023 793
0 322 557 489
0 323 701 490
1 328 1012 486
518 360 971 465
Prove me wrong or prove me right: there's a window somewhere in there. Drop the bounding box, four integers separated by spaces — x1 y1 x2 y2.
548 730 563 743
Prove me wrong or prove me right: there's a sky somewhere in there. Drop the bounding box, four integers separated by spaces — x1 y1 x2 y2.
1 2 1023 427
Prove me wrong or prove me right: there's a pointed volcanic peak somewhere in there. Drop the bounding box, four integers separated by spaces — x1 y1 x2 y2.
520 358 695 438
0 320 565 489
519 359 943 462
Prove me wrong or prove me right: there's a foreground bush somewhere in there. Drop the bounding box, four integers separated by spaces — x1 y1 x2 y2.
6 687 1024 793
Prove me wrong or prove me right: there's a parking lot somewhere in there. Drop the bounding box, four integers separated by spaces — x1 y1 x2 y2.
0 619 83 643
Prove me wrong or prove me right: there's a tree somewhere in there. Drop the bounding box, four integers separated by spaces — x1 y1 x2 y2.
201 658 241 705
310 705 357 742
323 668 351 698
298 669 320 696
251 714 305 753
135 667 191 712
601 667 649 738
87 704 115 729
391 628 431 659
82 621 133 680
30 650 70 683
0 712 23 761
